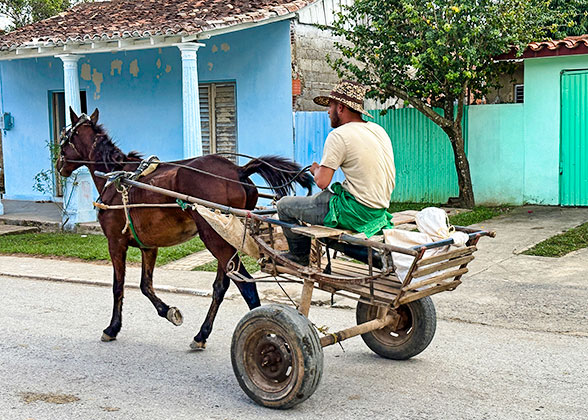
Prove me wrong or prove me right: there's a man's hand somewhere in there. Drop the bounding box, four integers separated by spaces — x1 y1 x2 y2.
309 162 320 175
310 162 335 190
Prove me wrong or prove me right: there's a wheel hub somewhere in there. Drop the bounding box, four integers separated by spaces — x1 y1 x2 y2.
254 335 292 381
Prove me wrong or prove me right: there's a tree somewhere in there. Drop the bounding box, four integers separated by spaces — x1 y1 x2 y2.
548 0 588 38
0 0 71 30
328 0 556 208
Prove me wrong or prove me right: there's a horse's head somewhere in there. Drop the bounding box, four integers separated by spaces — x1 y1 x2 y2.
56 107 100 177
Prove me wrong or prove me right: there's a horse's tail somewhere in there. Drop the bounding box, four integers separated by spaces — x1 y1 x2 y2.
239 155 314 198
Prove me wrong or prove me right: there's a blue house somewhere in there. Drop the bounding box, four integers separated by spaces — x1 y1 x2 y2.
0 0 345 227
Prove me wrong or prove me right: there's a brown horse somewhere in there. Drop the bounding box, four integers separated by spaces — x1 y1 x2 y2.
56 108 312 349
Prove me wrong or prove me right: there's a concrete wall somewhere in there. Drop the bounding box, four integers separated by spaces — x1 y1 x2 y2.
0 21 293 201
467 104 525 205
523 54 588 205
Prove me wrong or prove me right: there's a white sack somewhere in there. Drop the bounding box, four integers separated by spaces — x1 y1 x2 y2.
195 205 260 259
383 207 468 281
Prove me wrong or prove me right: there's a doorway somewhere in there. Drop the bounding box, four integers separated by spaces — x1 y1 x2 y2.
50 91 87 196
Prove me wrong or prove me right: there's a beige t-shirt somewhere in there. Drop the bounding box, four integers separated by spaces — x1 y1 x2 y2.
320 121 396 209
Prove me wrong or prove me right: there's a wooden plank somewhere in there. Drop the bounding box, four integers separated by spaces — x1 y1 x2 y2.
291 225 352 238
398 280 462 305
416 246 477 267
412 255 475 278
402 267 468 291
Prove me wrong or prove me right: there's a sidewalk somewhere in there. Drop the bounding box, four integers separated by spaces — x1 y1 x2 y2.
1 204 588 322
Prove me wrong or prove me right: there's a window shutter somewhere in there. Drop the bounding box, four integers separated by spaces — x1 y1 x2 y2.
198 82 237 161
199 85 212 155
214 83 237 161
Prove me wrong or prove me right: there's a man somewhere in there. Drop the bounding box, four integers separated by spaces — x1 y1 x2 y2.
277 80 396 265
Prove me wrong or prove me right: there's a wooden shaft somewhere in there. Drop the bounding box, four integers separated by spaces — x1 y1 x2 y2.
320 313 398 347
298 279 314 317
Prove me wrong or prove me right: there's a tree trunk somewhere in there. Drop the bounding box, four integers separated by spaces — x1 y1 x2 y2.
444 124 475 208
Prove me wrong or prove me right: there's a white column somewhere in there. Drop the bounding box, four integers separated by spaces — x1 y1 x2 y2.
56 54 82 125
175 43 205 158
56 54 95 229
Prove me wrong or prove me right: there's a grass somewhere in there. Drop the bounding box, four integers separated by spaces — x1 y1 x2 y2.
0 203 511 266
0 233 205 266
523 222 588 257
388 202 513 226
192 253 261 273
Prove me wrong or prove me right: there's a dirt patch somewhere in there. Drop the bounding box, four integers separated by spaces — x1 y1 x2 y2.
20 392 80 404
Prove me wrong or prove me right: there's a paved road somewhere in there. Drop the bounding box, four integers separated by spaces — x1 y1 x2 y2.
1 275 586 420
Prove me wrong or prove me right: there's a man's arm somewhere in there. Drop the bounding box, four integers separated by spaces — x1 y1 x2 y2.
310 162 335 190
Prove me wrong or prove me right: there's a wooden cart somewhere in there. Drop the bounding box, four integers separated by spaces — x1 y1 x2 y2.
101 174 495 409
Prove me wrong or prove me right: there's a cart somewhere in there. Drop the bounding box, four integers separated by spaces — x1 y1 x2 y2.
99 173 495 409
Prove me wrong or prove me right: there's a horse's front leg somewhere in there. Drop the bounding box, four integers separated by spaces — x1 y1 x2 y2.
191 266 230 350
102 242 127 342
139 247 183 326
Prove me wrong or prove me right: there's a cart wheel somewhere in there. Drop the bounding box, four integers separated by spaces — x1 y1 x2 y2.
356 297 436 360
231 304 323 409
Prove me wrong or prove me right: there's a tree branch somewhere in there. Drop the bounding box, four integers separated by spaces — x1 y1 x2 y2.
385 85 453 128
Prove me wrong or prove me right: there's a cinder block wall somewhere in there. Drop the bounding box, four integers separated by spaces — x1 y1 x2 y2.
291 22 341 111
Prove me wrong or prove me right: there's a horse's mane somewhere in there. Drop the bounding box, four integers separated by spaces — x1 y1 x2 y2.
91 123 143 171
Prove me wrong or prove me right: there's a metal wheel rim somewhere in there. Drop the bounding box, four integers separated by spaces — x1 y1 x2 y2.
368 304 413 347
243 324 297 395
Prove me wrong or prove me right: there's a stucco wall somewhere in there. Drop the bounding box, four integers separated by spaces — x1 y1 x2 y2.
467 104 525 205
0 20 293 201
523 54 588 205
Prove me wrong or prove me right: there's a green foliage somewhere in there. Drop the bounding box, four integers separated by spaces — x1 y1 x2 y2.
329 0 554 107
0 233 206 266
547 0 588 38
33 139 63 196
0 0 71 29
523 222 588 257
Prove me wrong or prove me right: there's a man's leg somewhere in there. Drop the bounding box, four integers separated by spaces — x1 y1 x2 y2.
276 189 334 265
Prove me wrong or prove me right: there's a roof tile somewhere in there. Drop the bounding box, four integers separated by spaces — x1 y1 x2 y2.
0 0 316 49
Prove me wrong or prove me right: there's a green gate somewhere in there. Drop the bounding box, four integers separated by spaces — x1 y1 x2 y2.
560 70 588 206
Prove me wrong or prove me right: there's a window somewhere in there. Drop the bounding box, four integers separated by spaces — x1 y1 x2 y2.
50 91 87 196
199 82 237 161
514 84 524 103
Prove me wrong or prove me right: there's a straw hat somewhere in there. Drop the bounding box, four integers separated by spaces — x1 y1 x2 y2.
313 80 372 118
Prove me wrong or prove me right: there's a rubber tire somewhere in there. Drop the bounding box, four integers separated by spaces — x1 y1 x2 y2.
231 304 323 409
356 297 437 360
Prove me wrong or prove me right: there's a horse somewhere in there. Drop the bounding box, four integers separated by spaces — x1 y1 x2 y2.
56 108 313 349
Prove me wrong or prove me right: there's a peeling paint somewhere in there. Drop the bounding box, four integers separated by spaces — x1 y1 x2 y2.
211 44 218 53
48 62 52 68
110 59 122 76
158 48 162 54
165 65 172 73
156 58 162 69
92 69 103 100
81 63 92 81
130 59 139 77
221 43 230 52
208 62 214 71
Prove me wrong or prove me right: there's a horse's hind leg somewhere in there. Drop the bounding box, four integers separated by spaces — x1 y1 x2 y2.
102 243 127 342
232 261 261 309
139 247 183 326
191 266 230 350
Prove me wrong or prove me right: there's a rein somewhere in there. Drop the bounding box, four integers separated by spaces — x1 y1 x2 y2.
62 156 312 191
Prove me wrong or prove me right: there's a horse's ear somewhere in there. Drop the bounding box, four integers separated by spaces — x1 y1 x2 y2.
69 107 79 125
90 108 99 124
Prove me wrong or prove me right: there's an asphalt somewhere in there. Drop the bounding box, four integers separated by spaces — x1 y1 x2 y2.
1 201 588 330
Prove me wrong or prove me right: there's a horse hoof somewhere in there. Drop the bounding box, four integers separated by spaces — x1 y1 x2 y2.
101 333 116 342
167 307 183 326
190 340 206 351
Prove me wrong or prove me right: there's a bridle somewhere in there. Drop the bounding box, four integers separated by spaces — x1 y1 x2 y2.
59 113 94 161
